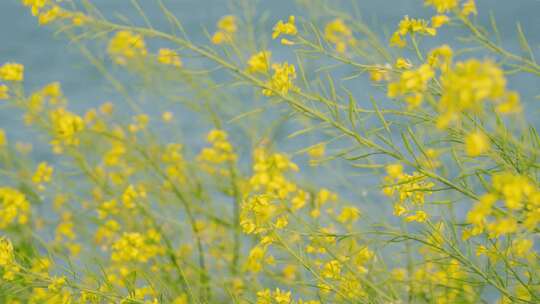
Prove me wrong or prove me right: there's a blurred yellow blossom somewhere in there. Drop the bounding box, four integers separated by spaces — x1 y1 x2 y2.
0 63 24 82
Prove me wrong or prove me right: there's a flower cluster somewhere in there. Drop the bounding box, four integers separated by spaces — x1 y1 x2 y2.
0 187 30 229
390 16 437 48
465 172 540 239
32 161 54 190
0 62 24 82
387 64 434 108
197 129 237 176
49 108 85 153
247 51 272 74
0 237 19 281
262 62 298 96
157 48 182 67
272 16 297 45
383 164 434 222
107 31 148 65
324 18 355 53
436 59 521 128
111 231 165 263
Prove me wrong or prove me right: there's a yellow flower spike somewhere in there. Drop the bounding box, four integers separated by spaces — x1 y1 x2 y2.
272 15 297 41
157 48 182 67
464 131 489 157
0 63 24 82
247 51 271 74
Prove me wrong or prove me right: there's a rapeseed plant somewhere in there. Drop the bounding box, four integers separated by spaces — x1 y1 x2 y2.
0 0 539 303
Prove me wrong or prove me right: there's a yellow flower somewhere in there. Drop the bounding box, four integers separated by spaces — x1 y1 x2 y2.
369 65 390 82
272 16 297 44
496 91 522 114
307 143 325 159
247 51 271 74
111 231 164 263
211 15 237 45
22 0 49 16
49 108 85 151
387 64 434 109
464 131 489 157
395 57 412 69
0 129 6 146
461 0 477 17
324 18 355 53
427 44 453 70
107 31 147 65
157 48 182 67
391 16 437 49
162 111 174 122
217 15 237 33
0 63 24 82
245 245 266 273
424 0 458 13
0 84 9 99
487 217 517 237
337 206 361 223
405 210 428 222
321 259 342 279
0 237 15 266
172 294 188 304
512 239 533 258
273 288 292 304
32 162 54 185
48 276 67 292
38 5 62 25
262 62 297 96
431 14 450 28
